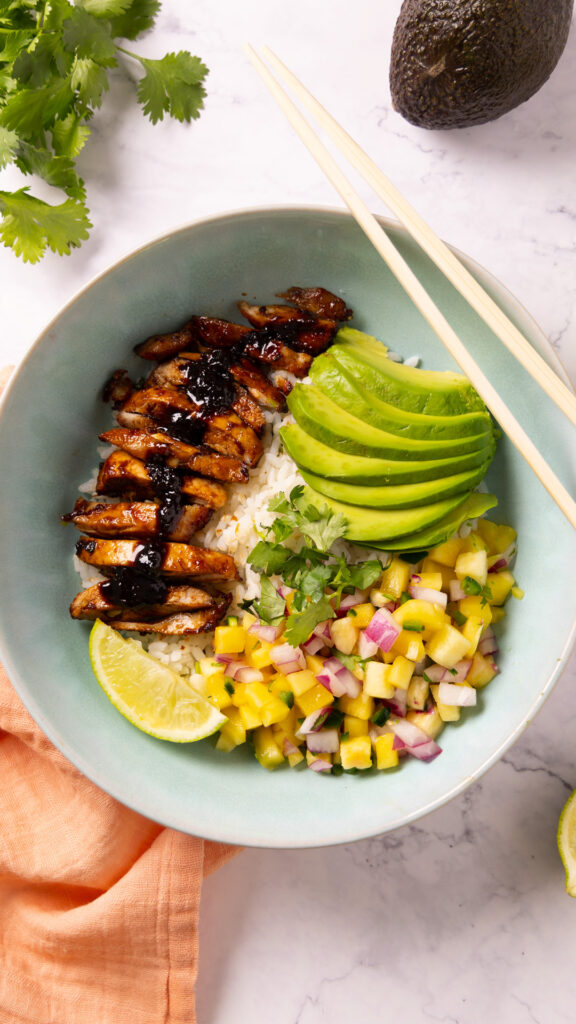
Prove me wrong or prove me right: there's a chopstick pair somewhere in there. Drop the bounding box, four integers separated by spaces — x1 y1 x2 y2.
245 44 576 531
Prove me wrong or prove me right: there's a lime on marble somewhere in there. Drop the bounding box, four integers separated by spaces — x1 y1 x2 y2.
89 619 225 742
558 789 576 896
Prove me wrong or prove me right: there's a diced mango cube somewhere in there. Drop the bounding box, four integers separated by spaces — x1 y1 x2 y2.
272 707 300 748
363 661 395 699
340 735 372 770
260 697 291 727
461 530 488 553
347 603 375 629
286 669 318 697
455 549 488 585
215 706 246 750
330 616 359 655
476 519 516 555
374 733 399 770
458 595 493 625
306 750 332 768
288 749 305 768
239 703 263 730
415 572 443 590
406 675 430 711
343 714 369 737
247 640 275 670
378 557 412 599
393 599 447 639
297 684 334 718
244 681 272 710
391 630 426 662
253 726 285 769
338 691 374 721
491 605 506 624
461 615 484 658
430 684 462 722
198 657 225 679
467 651 498 688
406 707 444 739
241 611 258 630
389 655 415 691
420 557 455 590
214 625 246 655
425 624 471 668
488 570 515 606
305 654 325 675
203 672 231 709
428 536 464 567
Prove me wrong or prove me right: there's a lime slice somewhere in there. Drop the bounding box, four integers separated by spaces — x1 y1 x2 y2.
558 789 576 896
88 619 226 742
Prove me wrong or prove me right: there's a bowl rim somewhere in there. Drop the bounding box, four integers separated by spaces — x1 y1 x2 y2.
1 202 575 847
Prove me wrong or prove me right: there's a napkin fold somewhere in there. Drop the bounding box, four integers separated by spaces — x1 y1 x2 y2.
0 367 239 1023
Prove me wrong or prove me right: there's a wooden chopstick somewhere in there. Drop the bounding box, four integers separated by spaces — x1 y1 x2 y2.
260 46 576 433
245 44 576 530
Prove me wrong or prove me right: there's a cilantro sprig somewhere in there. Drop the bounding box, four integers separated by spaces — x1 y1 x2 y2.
247 486 384 646
0 0 209 261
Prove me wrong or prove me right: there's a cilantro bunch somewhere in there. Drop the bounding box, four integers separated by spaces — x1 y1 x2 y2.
247 486 385 646
0 0 209 262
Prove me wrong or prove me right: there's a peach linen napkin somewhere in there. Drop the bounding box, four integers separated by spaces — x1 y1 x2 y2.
0 366 239 1024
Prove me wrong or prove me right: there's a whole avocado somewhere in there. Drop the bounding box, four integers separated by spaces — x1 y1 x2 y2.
389 0 574 129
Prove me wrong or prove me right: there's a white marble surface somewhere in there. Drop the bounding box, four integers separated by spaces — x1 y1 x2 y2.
2 2 576 1021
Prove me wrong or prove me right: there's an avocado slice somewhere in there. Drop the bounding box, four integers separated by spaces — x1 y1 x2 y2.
389 0 573 130
288 382 494 460
300 487 467 543
356 493 499 554
310 350 493 441
300 460 491 509
332 337 486 416
280 423 495 485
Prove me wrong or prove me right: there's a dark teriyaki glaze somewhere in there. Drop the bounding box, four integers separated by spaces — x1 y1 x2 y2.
145 454 184 537
75 537 96 555
181 349 239 416
101 567 168 607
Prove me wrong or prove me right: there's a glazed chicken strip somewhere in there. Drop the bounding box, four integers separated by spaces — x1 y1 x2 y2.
278 286 353 321
96 450 228 509
70 581 222 620
76 537 239 580
134 321 199 362
115 388 263 465
146 355 267 433
101 606 231 636
63 498 211 542
100 428 249 483
237 300 338 356
189 315 313 377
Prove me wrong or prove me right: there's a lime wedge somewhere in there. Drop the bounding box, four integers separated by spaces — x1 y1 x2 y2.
558 789 576 896
88 619 225 742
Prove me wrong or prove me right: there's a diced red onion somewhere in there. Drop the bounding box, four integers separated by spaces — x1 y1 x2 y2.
409 738 443 762
316 656 361 698
410 573 422 585
336 589 366 616
313 619 333 640
302 635 325 655
392 734 407 750
449 579 467 601
215 654 235 666
297 707 330 736
308 758 332 773
422 663 447 682
306 729 340 754
369 724 392 742
388 717 442 761
358 630 379 659
437 682 477 707
276 584 292 599
449 659 472 683
270 642 306 674
384 688 408 717
488 542 516 573
235 666 264 684
478 627 499 656
409 585 447 609
364 608 401 652
248 621 283 643
282 738 300 757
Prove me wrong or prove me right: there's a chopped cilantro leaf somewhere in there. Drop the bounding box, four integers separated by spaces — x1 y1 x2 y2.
252 576 285 625
224 680 235 696
283 595 335 647
278 690 294 708
403 621 425 632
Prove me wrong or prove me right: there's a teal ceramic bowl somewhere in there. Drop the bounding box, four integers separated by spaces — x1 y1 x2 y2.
1 207 575 848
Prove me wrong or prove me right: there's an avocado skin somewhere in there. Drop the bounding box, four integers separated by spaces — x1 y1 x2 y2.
390 0 574 129
310 350 493 440
281 423 495 485
288 382 493 459
299 461 491 509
